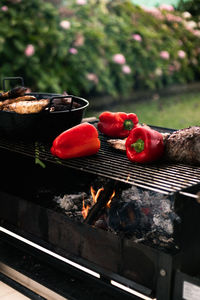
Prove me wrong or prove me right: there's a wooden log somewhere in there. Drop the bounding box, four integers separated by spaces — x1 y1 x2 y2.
84 180 116 225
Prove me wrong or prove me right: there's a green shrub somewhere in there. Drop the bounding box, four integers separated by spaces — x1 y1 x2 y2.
0 0 64 92
0 0 200 98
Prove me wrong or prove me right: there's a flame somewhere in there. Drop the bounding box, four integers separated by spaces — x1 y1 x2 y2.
106 190 115 208
90 186 96 203
82 186 104 219
90 186 104 204
82 199 90 219
126 174 131 182
82 186 115 219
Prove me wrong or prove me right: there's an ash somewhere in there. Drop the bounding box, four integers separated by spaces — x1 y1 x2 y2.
54 192 92 222
108 186 180 250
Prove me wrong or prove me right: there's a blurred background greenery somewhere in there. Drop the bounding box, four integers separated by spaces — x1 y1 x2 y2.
0 0 200 128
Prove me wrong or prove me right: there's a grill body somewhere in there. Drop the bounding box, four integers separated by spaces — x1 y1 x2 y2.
0 124 200 299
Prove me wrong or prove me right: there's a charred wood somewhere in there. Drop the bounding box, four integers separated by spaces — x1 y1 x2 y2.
84 180 117 225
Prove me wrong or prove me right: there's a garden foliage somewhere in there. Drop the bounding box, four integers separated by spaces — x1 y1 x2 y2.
0 0 200 97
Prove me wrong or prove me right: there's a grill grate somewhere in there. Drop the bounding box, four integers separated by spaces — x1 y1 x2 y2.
0 124 200 195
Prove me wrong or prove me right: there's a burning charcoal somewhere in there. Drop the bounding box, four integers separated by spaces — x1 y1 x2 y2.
108 201 141 236
54 192 90 222
152 214 173 235
107 185 180 250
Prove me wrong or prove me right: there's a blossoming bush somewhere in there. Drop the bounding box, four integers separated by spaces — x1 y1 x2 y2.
0 0 200 98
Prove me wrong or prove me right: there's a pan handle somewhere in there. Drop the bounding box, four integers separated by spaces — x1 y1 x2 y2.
48 95 74 112
2 77 24 91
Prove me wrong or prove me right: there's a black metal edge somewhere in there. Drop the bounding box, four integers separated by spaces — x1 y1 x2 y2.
0 219 154 297
2 77 24 91
178 182 200 198
156 253 174 300
25 92 89 112
0 232 146 300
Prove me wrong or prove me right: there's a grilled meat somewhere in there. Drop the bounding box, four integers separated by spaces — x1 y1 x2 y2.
107 127 200 165
3 99 49 114
52 97 81 111
107 139 126 152
0 95 36 110
164 126 200 165
0 86 27 100
107 134 170 152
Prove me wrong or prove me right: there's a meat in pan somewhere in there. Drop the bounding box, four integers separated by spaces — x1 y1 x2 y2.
3 99 50 114
0 95 36 110
0 86 27 100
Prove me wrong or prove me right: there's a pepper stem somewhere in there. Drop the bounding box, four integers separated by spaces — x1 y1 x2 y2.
123 119 134 131
131 139 144 153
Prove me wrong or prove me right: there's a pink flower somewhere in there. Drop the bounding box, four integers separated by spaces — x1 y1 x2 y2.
69 48 78 54
132 34 142 42
178 50 186 59
166 13 182 23
1 6 8 11
184 20 197 30
182 11 191 19
141 6 164 20
24 44 35 57
193 30 200 37
112 54 126 65
76 0 87 4
86 73 99 84
60 20 71 30
159 4 174 11
160 51 170 60
122 65 131 74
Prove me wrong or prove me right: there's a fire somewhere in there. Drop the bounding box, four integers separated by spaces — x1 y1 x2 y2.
82 186 115 219
90 186 104 204
106 190 115 208
82 186 104 219
82 199 90 219
126 173 131 182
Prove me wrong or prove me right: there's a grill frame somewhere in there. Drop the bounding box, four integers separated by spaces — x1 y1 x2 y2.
0 123 200 300
0 123 199 197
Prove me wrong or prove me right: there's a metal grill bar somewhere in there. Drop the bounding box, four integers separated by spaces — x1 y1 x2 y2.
0 126 200 195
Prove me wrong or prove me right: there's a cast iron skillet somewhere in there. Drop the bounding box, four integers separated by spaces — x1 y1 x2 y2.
0 77 89 140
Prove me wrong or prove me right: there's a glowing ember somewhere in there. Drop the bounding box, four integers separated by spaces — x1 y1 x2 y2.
126 174 131 182
106 190 115 208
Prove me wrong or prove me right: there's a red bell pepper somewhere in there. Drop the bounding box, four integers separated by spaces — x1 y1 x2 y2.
97 111 139 138
125 126 164 163
51 123 100 159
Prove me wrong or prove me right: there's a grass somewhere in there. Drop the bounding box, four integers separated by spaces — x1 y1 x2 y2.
88 91 200 129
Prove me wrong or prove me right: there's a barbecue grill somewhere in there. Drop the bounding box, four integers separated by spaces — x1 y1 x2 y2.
0 119 200 300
